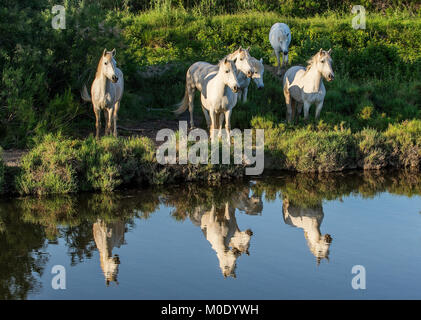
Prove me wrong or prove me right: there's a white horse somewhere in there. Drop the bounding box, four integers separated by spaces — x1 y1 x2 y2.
198 202 253 278
82 48 124 138
174 47 253 129
93 219 125 285
269 23 291 74
283 48 334 122
282 199 332 265
237 56 265 103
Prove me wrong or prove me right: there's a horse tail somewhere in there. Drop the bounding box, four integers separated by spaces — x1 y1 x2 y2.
81 85 91 102
173 71 191 115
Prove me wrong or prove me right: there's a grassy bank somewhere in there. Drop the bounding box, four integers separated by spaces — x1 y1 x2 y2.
4 134 244 196
1 2 420 148
0 3 420 195
0 119 418 196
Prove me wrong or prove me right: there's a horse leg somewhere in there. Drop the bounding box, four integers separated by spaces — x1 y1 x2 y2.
291 99 296 123
209 110 217 141
303 101 311 121
106 108 113 136
315 101 324 120
224 109 232 142
113 101 120 137
297 102 303 118
275 50 281 75
283 83 292 122
242 87 248 103
94 105 101 139
201 105 211 129
218 113 224 139
188 85 195 129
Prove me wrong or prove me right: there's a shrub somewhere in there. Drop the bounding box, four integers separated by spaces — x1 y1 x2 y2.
78 135 156 192
16 134 80 195
355 129 388 169
0 148 5 193
384 119 421 169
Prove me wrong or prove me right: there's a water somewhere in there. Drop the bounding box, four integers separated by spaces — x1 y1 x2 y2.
1 171 420 300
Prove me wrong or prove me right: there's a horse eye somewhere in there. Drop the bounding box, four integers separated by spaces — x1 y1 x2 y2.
104 62 108 65
225 70 229 73
321 60 325 63
240 58 243 61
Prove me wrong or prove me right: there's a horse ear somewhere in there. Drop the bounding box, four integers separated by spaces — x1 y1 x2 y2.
103 48 107 57
238 45 243 51
111 48 116 56
327 48 332 55
224 58 228 64
260 57 263 63
246 46 250 51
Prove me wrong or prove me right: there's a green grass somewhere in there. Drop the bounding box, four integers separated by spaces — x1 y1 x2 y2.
1 3 420 148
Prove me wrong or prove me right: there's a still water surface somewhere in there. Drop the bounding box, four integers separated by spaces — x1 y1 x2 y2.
1 171 421 299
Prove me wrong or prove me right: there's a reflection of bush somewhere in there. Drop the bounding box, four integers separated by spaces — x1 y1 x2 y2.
254 170 421 208
0 201 47 299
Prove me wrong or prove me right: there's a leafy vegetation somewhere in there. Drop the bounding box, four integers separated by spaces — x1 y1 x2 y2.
255 118 421 172
0 1 419 193
1 1 420 148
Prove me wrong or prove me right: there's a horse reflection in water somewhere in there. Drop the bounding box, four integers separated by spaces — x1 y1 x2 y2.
189 189 262 278
93 219 126 285
282 199 332 265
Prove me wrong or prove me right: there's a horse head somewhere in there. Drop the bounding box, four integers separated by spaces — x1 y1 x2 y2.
219 58 240 93
314 48 334 82
100 48 119 83
229 46 254 78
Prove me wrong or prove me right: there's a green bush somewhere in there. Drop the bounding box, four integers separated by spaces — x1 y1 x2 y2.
355 129 388 169
384 119 421 169
0 148 5 194
16 134 80 195
78 135 156 192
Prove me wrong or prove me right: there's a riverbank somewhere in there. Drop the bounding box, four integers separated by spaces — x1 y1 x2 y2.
0 119 419 196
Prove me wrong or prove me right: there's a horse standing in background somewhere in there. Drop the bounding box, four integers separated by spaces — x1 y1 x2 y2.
269 23 291 74
283 49 334 122
174 47 253 130
82 48 124 138
237 56 265 103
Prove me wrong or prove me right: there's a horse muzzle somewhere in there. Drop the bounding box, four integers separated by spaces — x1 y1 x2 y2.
111 75 119 83
247 70 253 78
327 74 334 82
232 85 239 93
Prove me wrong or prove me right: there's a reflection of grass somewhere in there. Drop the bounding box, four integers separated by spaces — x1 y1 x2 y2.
253 170 421 208
9 170 421 230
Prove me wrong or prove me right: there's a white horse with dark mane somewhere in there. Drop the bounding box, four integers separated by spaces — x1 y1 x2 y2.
269 23 291 74
283 49 334 122
82 48 124 138
174 47 253 130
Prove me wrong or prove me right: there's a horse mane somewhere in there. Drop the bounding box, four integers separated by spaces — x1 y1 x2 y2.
95 55 104 79
305 52 318 73
95 52 116 79
304 50 331 74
